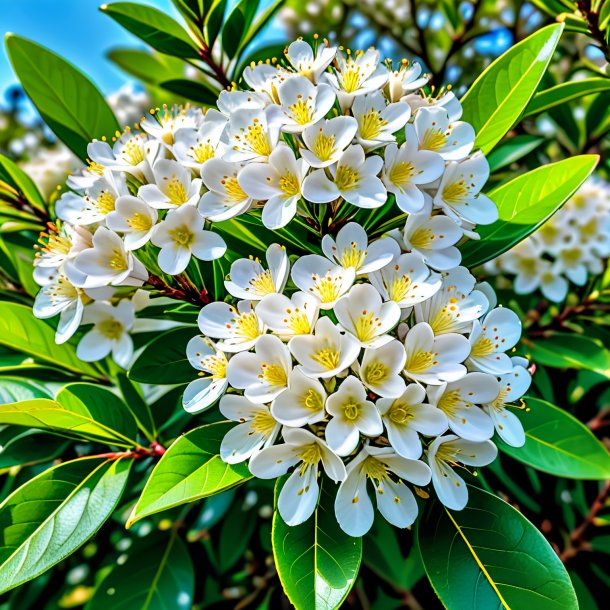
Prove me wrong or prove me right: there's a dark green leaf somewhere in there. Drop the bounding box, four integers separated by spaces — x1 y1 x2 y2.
461 155 598 267
101 2 200 59
204 0 227 49
108 48 185 87
129 326 196 385
417 486 577 610
86 532 194 610
0 154 45 210
461 23 564 153
497 397 610 479
0 457 132 594
128 422 251 526
6 35 119 160
116 374 157 443
524 78 610 117
272 477 362 610
487 134 545 173
0 377 52 403
0 429 68 472
159 78 218 105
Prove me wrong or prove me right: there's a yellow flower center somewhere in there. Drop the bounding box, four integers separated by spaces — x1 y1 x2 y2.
470 335 496 357
387 271 413 303
279 173 301 197
121 138 145 166
438 389 466 418
387 400 415 425
310 347 340 370
247 270 275 295
299 443 322 473
93 190 116 215
165 176 189 205
490 387 510 411
442 180 469 204
108 248 128 271
389 161 416 188
126 212 152 232
302 388 324 412
191 142 216 164
260 362 288 387
98 319 124 340
233 311 260 340
199 353 227 379
409 227 436 250
341 63 363 93
311 274 343 303
87 160 105 175
363 361 389 385
339 243 366 270
44 275 79 302
420 127 448 151
283 306 312 334
251 409 277 435
353 310 381 342
335 165 360 191
168 226 194 247
312 132 336 161
359 109 388 140
289 97 314 124
222 176 248 203
241 119 272 156
405 350 436 374
361 456 389 482
343 401 361 421
428 294 461 334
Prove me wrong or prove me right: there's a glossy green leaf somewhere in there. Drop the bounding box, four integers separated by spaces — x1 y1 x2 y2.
0 428 68 472
461 155 598 267
86 532 194 610
0 154 45 210
417 486 577 610
525 78 610 117
272 477 362 610
129 326 196 384
116 374 157 443
56 382 139 443
0 457 132 594
127 422 251 526
159 79 218 105
498 397 610 479
0 302 103 378
101 3 200 58
487 134 545 173
204 0 228 50
0 397 139 448
107 48 184 87
461 23 564 153
6 35 119 160
0 377 52 404
524 333 610 378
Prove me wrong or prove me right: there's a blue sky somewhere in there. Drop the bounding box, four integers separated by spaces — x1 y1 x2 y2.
0 0 176 99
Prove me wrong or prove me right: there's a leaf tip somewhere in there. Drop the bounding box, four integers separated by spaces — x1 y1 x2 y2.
99 3 108 11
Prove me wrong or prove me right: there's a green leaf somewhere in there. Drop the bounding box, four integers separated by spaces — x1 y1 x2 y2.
417 486 577 610
56 382 139 444
0 397 140 448
127 422 251 526
272 477 362 610
0 154 45 210
487 134 545 173
108 48 184 87
0 428 68 472
100 2 200 59
129 326 196 385
116 373 157 443
85 531 194 610
461 155 598 267
159 78 218 105
523 333 610 377
498 397 610 479
0 457 132 594
204 0 227 49
0 302 103 378
6 35 119 160
461 23 564 153
0 377 52 403
524 77 610 117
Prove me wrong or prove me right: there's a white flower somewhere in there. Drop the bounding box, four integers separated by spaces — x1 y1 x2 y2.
382 136 445 213
427 435 497 510
434 152 498 226
415 267 489 335
271 367 327 426
377 384 448 459
277 75 335 133
335 284 400 348
197 300 264 352
88 131 154 180
222 107 281 162
256 291 320 338
199 158 253 221
403 322 470 384
324 48 389 110
34 223 91 271
405 90 463 122
70 226 147 288
55 171 127 225
150 205 226 275
217 89 269 115
140 104 201 146
285 39 337 82
225 244 289 301
352 91 411 150
413 107 475 161
483 357 531 447
105 196 157 250
386 61 429 102
219 395 280 463
302 145 386 208
369 253 441 308
249 428 346 525
300 116 358 168
238 144 309 229
226 334 292 403
289 316 360 379
291 254 355 309
427 373 499 441
183 336 228 413
76 300 135 368
402 206 463 271
325 375 383 455
172 109 227 171
321 222 400 275
139 159 202 209
467 307 521 375
242 64 285 104
335 445 431 536
358 340 407 398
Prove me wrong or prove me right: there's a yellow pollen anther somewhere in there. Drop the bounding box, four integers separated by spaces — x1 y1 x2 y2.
335 165 360 191
310 347 340 370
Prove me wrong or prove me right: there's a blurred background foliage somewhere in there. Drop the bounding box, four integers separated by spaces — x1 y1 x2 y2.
1 0 610 609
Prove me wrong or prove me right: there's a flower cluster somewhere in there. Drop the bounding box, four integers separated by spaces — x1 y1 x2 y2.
485 177 610 302
185 222 531 535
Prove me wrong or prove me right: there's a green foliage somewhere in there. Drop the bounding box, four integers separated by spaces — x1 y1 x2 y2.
0 457 132 594
461 155 598 267
128 422 251 525
5 35 119 160
498 397 610 479
272 477 362 610
417 486 578 610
